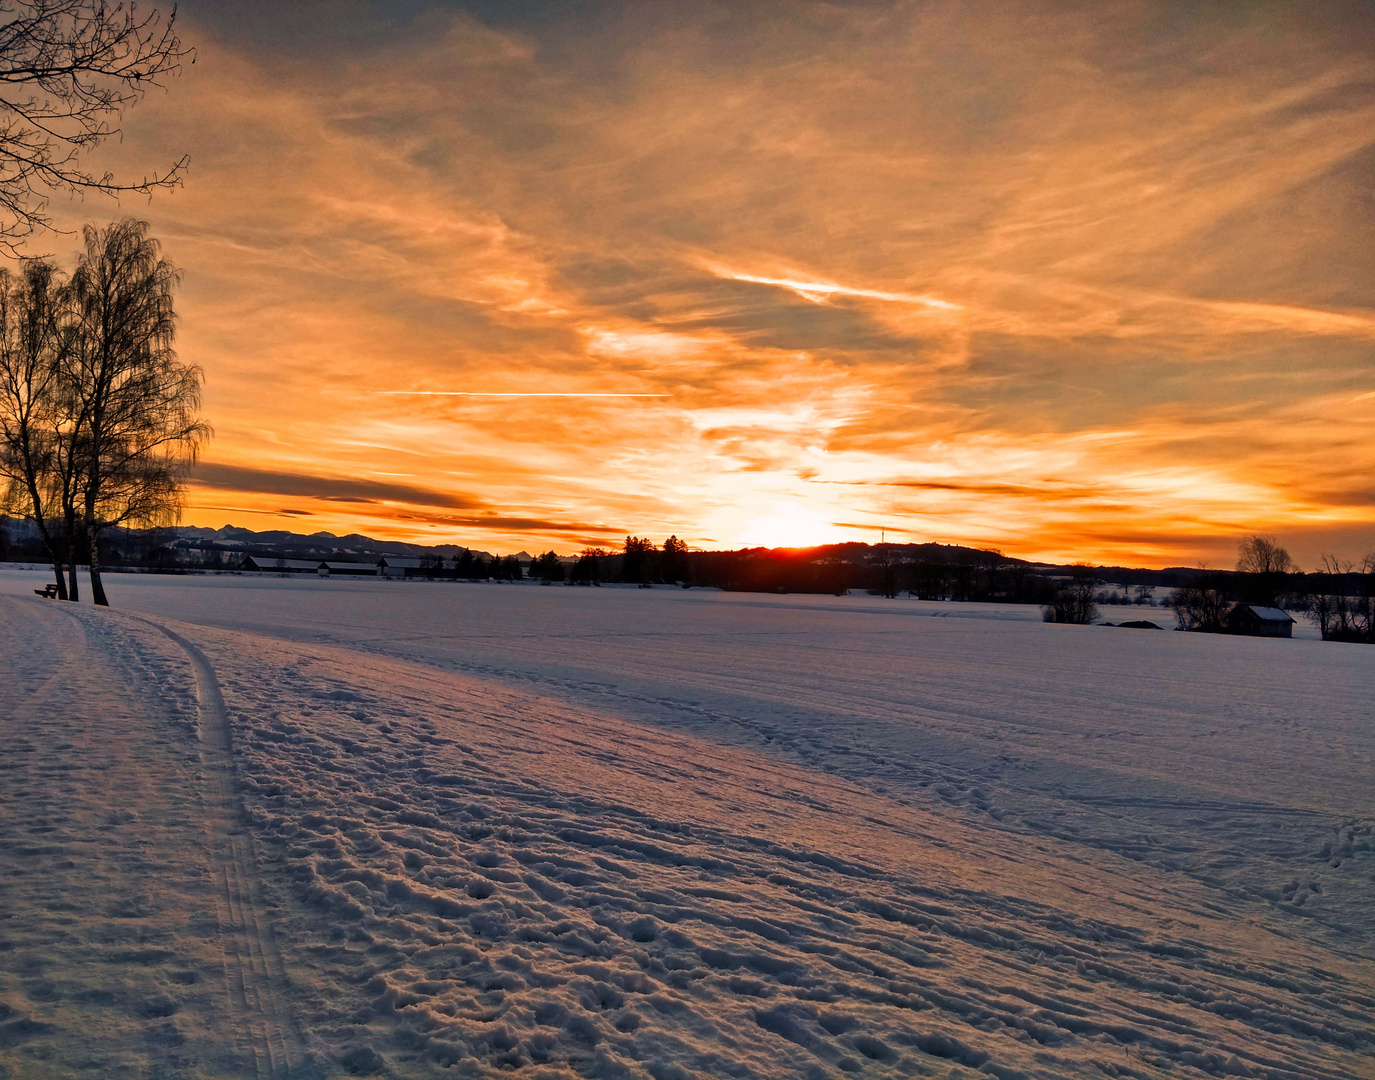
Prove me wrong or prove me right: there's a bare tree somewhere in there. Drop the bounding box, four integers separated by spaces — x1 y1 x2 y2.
1307 553 1375 643
0 256 72 592
1236 534 1294 575
1169 570 1234 632
1235 533 1296 607
0 2 190 250
1359 553 1375 644
1043 564 1099 624
65 217 207 605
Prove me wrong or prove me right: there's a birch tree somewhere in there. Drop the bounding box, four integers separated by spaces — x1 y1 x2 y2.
66 217 206 605
0 257 72 593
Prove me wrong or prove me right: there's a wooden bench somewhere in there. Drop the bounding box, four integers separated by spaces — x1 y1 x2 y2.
33 583 59 599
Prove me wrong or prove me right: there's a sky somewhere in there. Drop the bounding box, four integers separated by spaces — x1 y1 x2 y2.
40 0 1375 566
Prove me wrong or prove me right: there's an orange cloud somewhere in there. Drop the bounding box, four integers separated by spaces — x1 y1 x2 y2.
37 1 1375 567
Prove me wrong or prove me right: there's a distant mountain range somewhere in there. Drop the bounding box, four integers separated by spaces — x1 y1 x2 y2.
0 518 527 563
166 524 529 563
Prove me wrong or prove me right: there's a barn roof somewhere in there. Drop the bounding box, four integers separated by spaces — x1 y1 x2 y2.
378 556 424 568
1239 605 1293 623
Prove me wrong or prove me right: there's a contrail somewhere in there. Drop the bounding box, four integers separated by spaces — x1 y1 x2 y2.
373 391 671 398
714 270 961 310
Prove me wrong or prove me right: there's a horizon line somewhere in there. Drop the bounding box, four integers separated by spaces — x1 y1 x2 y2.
372 391 673 398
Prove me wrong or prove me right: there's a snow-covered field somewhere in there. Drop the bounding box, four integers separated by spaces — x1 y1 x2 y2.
1 568 1371 1079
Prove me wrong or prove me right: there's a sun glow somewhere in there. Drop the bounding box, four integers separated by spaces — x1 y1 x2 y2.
736 503 848 549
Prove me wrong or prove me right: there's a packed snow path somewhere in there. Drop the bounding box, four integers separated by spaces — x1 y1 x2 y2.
0 585 1372 1078
0 596 307 1077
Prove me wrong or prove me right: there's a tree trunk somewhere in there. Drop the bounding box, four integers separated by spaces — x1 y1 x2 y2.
21 474 71 599
86 526 108 607
50 553 68 600
64 508 81 600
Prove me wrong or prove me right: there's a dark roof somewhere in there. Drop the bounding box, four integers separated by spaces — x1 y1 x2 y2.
1236 604 1293 623
249 557 324 571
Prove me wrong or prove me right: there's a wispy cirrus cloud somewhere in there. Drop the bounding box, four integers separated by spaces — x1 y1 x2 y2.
707 269 962 312
58 0 1375 564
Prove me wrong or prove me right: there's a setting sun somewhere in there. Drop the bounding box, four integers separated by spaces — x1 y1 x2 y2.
736 503 849 550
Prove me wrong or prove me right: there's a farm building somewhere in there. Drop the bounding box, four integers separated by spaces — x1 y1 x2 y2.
378 556 426 579
1226 604 1294 638
239 556 326 574
320 561 379 577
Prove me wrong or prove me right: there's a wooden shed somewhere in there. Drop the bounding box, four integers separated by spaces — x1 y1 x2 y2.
1226 604 1294 638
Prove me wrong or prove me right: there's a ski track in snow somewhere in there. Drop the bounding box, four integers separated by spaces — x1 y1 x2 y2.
148 619 307 1078
0 572 1372 1079
0 595 286 1077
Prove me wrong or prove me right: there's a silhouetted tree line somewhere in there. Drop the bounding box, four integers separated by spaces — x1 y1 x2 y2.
683 542 1053 601
561 536 691 586
569 547 607 584
450 550 521 580
11 510 1368 646
528 550 564 582
1305 554 1374 643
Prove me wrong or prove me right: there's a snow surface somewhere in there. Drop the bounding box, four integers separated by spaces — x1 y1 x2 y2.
0 569 1371 1078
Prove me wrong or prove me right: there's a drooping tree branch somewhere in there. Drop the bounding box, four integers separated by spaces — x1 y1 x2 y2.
0 2 191 251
